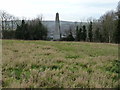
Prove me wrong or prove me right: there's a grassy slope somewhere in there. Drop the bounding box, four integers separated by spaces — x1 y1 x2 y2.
2 40 119 88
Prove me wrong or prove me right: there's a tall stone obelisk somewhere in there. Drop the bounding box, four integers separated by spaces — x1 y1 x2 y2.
53 12 61 40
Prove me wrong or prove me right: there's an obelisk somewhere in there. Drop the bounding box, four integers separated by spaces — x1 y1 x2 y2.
53 12 61 40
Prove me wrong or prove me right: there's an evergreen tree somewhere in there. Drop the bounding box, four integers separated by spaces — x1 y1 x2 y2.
15 23 22 39
15 19 47 40
33 21 47 40
82 25 87 41
79 28 82 41
75 26 82 41
15 20 27 39
88 21 93 42
66 31 75 41
75 26 79 41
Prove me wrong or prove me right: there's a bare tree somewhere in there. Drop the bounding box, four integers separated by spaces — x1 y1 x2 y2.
117 1 120 13
100 10 116 43
0 10 8 38
0 10 15 30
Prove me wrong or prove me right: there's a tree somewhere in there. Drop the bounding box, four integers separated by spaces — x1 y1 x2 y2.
66 31 75 41
99 10 117 43
82 25 87 41
0 10 17 39
79 28 82 41
15 20 26 39
15 18 48 40
33 20 47 40
114 1 120 43
88 21 93 42
94 28 101 42
75 26 80 41
0 10 7 31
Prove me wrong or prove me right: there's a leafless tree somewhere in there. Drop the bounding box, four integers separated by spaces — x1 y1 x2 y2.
0 10 8 38
100 10 116 43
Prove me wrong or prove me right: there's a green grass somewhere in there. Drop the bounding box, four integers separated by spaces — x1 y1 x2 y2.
2 40 119 88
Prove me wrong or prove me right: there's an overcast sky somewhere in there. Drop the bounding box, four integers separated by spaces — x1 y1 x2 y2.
0 0 119 21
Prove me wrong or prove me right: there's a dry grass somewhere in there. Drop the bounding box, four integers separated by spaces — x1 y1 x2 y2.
2 40 119 88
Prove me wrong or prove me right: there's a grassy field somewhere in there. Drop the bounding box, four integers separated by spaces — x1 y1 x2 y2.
2 40 119 88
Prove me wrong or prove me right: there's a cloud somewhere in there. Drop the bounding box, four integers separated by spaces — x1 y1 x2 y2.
0 0 119 21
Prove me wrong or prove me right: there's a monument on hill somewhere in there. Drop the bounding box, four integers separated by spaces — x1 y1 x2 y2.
53 12 61 40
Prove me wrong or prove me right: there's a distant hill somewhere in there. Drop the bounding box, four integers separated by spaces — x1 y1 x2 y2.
42 20 87 37
1 20 88 37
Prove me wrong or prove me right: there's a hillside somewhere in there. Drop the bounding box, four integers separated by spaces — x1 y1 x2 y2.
2 40 119 88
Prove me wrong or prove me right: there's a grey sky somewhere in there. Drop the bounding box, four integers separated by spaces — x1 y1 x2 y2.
0 0 119 21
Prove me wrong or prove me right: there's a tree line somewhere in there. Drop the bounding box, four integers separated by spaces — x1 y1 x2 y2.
0 2 120 43
62 2 120 43
0 11 48 40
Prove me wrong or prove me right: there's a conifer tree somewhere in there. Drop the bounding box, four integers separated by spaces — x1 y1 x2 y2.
82 25 87 41
88 21 93 42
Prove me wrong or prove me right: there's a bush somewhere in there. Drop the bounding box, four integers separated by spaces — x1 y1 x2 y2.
2 30 15 39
